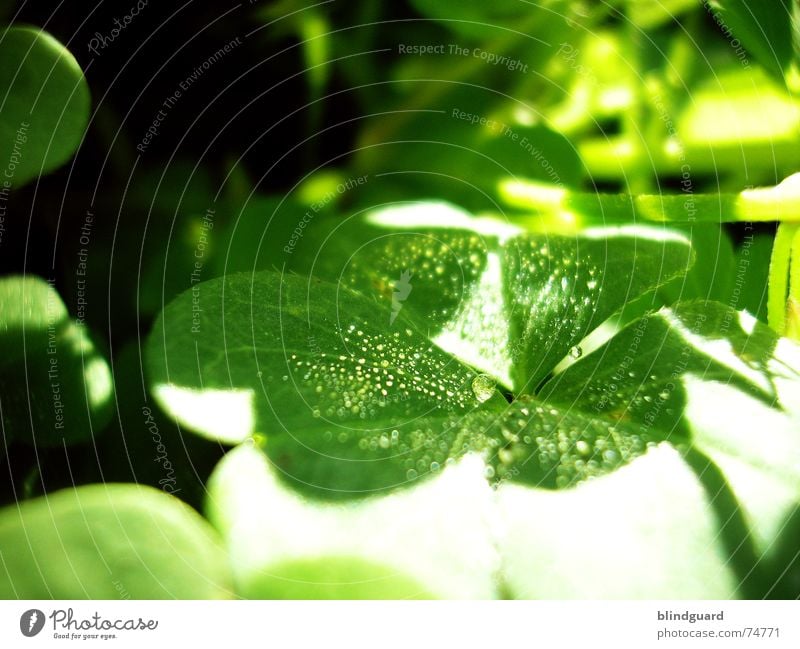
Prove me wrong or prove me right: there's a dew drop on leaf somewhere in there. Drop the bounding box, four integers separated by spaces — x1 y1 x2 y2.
471 373 497 403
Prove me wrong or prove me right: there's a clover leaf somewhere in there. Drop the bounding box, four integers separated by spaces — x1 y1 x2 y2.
200 300 799 598
282 203 693 392
146 208 692 497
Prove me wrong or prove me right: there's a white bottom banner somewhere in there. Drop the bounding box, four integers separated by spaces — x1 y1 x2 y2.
0 600 797 648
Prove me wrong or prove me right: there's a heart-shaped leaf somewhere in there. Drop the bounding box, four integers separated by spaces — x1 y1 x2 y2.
0 27 90 187
0 484 232 598
540 301 792 436
499 302 800 598
147 270 507 498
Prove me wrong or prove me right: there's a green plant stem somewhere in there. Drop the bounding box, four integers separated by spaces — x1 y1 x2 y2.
767 222 798 334
500 173 800 230
785 225 800 339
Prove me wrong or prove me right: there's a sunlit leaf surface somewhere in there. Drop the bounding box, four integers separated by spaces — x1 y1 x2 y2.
0 484 232 598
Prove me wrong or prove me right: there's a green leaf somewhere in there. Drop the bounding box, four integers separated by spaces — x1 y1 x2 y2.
0 276 113 447
147 213 692 498
500 226 692 390
539 302 800 596
204 301 800 598
0 484 232 598
769 222 800 336
706 0 794 81
541 302 792 438
241 557 436 599
147 269 507 498
657 225 772 323
284 204 693 391
477 399 661 490
0 27 90 187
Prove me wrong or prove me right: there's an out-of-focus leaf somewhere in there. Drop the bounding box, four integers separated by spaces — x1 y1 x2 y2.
0 27 90 187
0 484 232 598
0 276 113 447
206 445 497 599
625 0 699 29
706 0 794 81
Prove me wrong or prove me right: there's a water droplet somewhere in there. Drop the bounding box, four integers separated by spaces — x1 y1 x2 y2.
406 468 418 480
569 345 583 359
471 374 496 403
